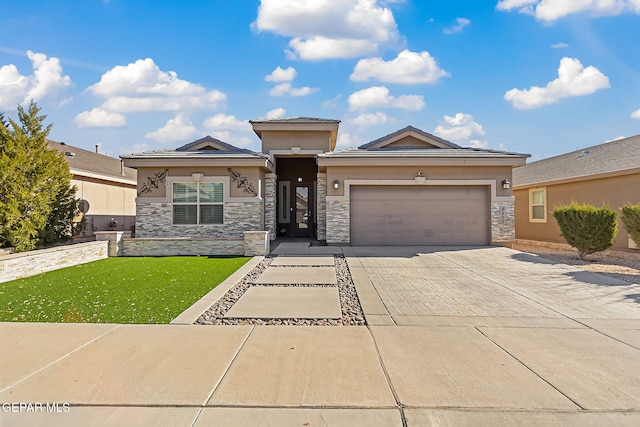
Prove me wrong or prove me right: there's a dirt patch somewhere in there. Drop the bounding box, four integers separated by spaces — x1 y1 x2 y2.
513 239 640 285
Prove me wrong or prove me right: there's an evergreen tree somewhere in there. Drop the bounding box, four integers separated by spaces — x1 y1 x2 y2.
0 101 79 252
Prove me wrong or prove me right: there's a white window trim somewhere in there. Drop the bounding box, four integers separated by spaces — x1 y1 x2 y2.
529 187 547 223
170 177 226 225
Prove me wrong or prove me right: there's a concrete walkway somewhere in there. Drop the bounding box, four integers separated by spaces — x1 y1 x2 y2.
1 246 640 426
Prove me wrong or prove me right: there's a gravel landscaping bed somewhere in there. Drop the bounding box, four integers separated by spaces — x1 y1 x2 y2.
195 255 366 326
513 239 640 284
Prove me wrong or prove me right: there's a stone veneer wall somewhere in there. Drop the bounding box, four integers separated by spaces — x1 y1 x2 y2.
264 174 277 241
316 174 327 241
491 200 515 244
0 241 108 283
326 199 350 244
123 238 244 256
122 231 270 257
135 201 262 238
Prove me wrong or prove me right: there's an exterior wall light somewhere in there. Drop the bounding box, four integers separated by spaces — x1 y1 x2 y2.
333 180 340 189
192 173 204 182
502 178 510 189
297 177 303 183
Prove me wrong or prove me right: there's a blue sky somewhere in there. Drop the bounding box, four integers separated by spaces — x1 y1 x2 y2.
1 0 639 161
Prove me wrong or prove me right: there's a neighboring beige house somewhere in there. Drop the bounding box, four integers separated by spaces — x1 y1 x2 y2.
121 118 528 255
48 140 137 237
513 135 640 251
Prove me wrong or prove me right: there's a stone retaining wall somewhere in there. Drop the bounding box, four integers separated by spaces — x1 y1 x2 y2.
0 241 108 283
122 231 270 257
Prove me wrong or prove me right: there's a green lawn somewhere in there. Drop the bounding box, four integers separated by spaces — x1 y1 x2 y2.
0 257 249 324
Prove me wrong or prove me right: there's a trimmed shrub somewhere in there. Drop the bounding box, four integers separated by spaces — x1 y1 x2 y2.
621 204 640 248
552 202 618 260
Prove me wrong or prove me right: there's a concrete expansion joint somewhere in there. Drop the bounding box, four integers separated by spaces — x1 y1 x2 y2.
474 327 586 411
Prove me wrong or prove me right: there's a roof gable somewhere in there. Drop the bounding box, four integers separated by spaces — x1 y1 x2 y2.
359 126 461 150
176 135 247 152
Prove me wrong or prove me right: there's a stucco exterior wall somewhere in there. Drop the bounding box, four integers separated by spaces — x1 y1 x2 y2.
260 131 331 153
136 167 262 199
515 173 640 251
325 165 513 199
73 176 136 236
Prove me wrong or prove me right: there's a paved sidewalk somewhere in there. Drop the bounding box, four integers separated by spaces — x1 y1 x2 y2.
1 246 639 426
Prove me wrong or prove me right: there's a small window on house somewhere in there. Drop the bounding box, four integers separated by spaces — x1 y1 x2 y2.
529 188 546 222
172 182 223 224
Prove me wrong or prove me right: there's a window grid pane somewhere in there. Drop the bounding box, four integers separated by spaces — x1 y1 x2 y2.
173 182 224 225
199 182 223 203
532 206 545 220
173 183 198 203
173 205 197 224
200 205 224 224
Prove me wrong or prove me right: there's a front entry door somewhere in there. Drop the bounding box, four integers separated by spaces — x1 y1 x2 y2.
292 185 313 236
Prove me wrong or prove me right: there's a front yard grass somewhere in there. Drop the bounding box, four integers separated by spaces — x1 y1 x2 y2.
0 256 250 324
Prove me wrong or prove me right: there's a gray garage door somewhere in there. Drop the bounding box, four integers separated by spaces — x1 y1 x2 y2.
350 185 489 245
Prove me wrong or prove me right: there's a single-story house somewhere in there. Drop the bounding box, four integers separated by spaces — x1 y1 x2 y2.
513 134 640 251
120 117 529 255
48 140 137 237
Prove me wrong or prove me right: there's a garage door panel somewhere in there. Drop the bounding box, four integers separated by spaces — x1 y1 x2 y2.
350 186 489 246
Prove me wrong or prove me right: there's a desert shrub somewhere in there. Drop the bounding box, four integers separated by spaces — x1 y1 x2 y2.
552 202 618 260
621 204 640 247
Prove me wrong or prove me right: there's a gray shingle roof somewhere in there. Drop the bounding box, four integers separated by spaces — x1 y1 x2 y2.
513 134 640 188
358 125 462 149
48 140 136 181
249 117 340 124
319 147 529 159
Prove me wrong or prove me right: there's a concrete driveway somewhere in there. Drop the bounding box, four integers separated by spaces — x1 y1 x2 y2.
1 246 639 426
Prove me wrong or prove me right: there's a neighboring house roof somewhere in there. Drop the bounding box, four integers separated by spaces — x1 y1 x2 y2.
513 134 640 189
47 139 137 185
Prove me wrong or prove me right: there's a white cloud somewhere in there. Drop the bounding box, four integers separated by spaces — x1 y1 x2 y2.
348 86 425 111
497 0 640 22
433 113 486 147
75 108 127 128
265 66 297 82
348 112 389 126
631 109 640 120
0 51 71 109
604 135 626 142
551 42 569 48
120 143 149 154
443 17 470 34
336 131 363 148
202 113 251 132
85 58 226 113
350 49 449 84
0 64 28 109
504 57 610 110
145 114 200 143
265 107 286 119
253 0 400 60
265 66 319 97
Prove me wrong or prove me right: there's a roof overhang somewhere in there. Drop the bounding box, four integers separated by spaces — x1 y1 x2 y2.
121 156 275 172
317 155 527 168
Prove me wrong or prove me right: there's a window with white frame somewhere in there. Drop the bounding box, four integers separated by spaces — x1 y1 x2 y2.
529 188 546 222
172 182 223 224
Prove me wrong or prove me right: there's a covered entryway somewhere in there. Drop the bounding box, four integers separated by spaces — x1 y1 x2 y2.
350 185 489 245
